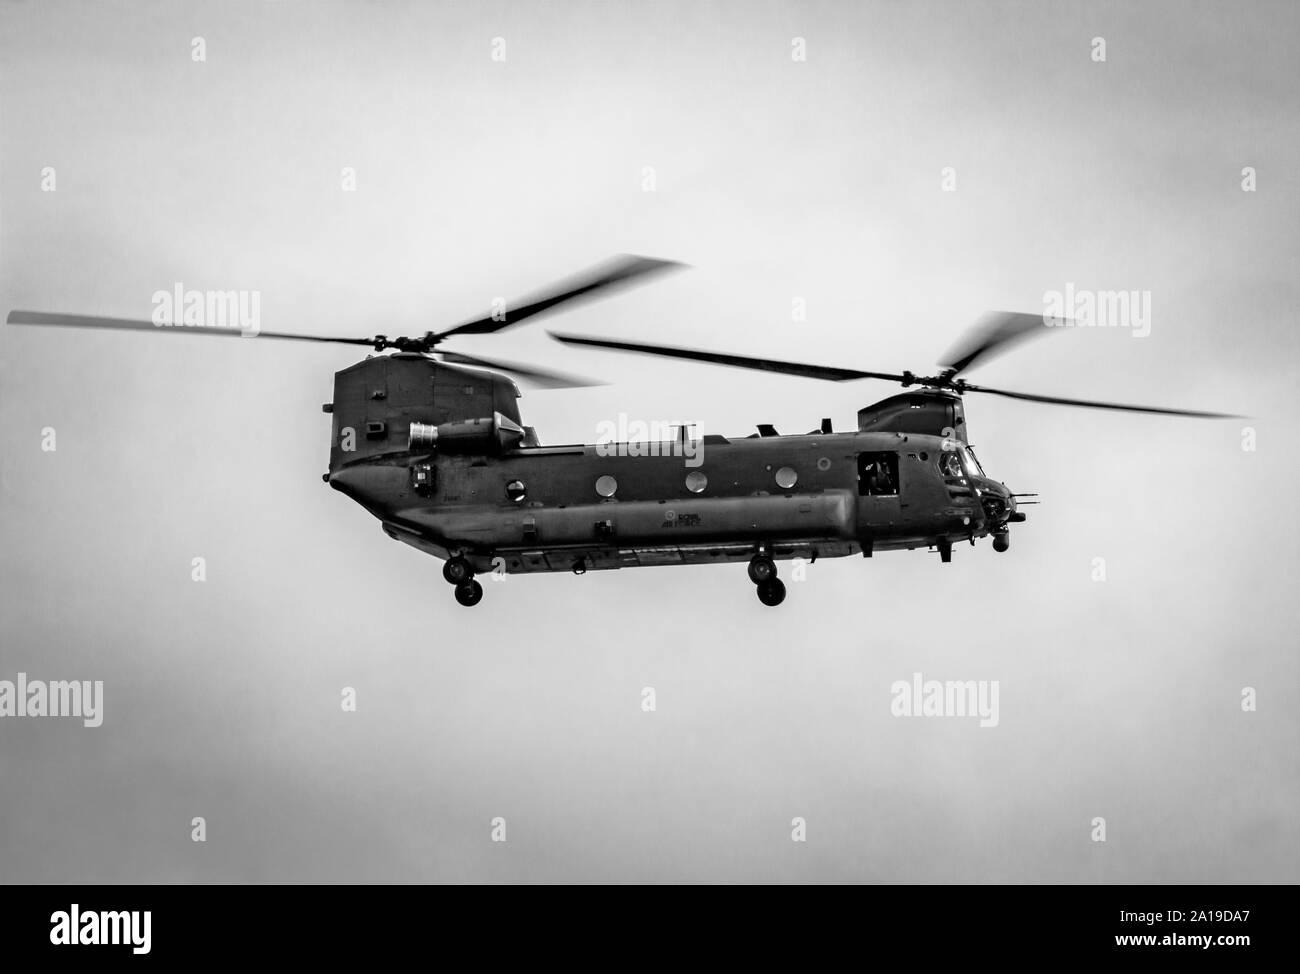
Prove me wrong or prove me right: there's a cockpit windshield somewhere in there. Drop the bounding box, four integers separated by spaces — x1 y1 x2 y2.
963 446 986 477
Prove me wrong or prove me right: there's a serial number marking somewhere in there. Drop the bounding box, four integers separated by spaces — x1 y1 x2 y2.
663 513 702 527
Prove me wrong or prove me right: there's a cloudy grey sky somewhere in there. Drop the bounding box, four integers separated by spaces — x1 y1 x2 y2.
1 0 1297 882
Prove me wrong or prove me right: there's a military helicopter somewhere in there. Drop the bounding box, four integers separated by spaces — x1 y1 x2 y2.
7 255 1237 607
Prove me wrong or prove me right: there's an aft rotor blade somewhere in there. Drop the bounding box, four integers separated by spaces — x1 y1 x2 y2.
434 255 684 340
940 311 1059 377
549 332 906 382
6 311 375 345
962 381 1241 418
438 350 604 389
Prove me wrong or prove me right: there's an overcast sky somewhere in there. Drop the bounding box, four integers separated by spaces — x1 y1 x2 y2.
1 0 1297 882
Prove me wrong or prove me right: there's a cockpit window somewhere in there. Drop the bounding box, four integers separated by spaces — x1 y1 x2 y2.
962 446 985 477
938 450 965 480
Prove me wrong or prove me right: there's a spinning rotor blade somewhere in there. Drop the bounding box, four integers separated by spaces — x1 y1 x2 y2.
939 311 1059 377
8 311 606 386
7 311 375 345
549 333 907 383
961 381 1241 419
552 300 1239 419
437 350 603 389
9 254 684 354
434 255 684 341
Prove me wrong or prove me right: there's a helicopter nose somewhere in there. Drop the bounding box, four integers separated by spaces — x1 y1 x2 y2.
978 483 1014 523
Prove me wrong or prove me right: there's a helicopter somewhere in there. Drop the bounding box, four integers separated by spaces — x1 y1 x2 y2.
6 255 1238 608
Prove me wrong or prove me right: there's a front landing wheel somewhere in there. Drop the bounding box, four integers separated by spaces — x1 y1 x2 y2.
454 579 484 607
443 556 474 585
748 554 777 584
756 578 786 606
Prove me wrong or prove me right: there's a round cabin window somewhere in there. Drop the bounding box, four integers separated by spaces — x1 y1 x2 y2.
775 466 798 489
505 479 526 502
685 471 708 493
595 475 618 498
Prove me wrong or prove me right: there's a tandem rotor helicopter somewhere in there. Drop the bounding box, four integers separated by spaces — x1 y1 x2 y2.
8 255 1238 607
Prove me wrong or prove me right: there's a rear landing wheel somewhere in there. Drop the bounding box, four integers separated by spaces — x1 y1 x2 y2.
756 578 786 606
454 579 484 607
443 556 473 585
748 554 777 584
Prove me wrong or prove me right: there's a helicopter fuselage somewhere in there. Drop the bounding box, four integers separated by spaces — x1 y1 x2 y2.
324 354 1019 584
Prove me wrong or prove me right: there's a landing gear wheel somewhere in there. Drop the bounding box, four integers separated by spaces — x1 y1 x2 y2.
443 557 473 585
748 554 777 584
992 532 1010 553
454 579 484 607
756 578 786 606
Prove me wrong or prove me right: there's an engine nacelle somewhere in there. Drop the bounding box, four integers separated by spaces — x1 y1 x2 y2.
408 413 525 454
857 390 968 442
327 353 525 472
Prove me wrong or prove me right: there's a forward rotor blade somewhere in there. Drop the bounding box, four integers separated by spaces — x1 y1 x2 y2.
940 311 1058 377
438 350 603 389
962 381 1241 419
549 332 905 383
7 311 375 346
435 255 684 341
